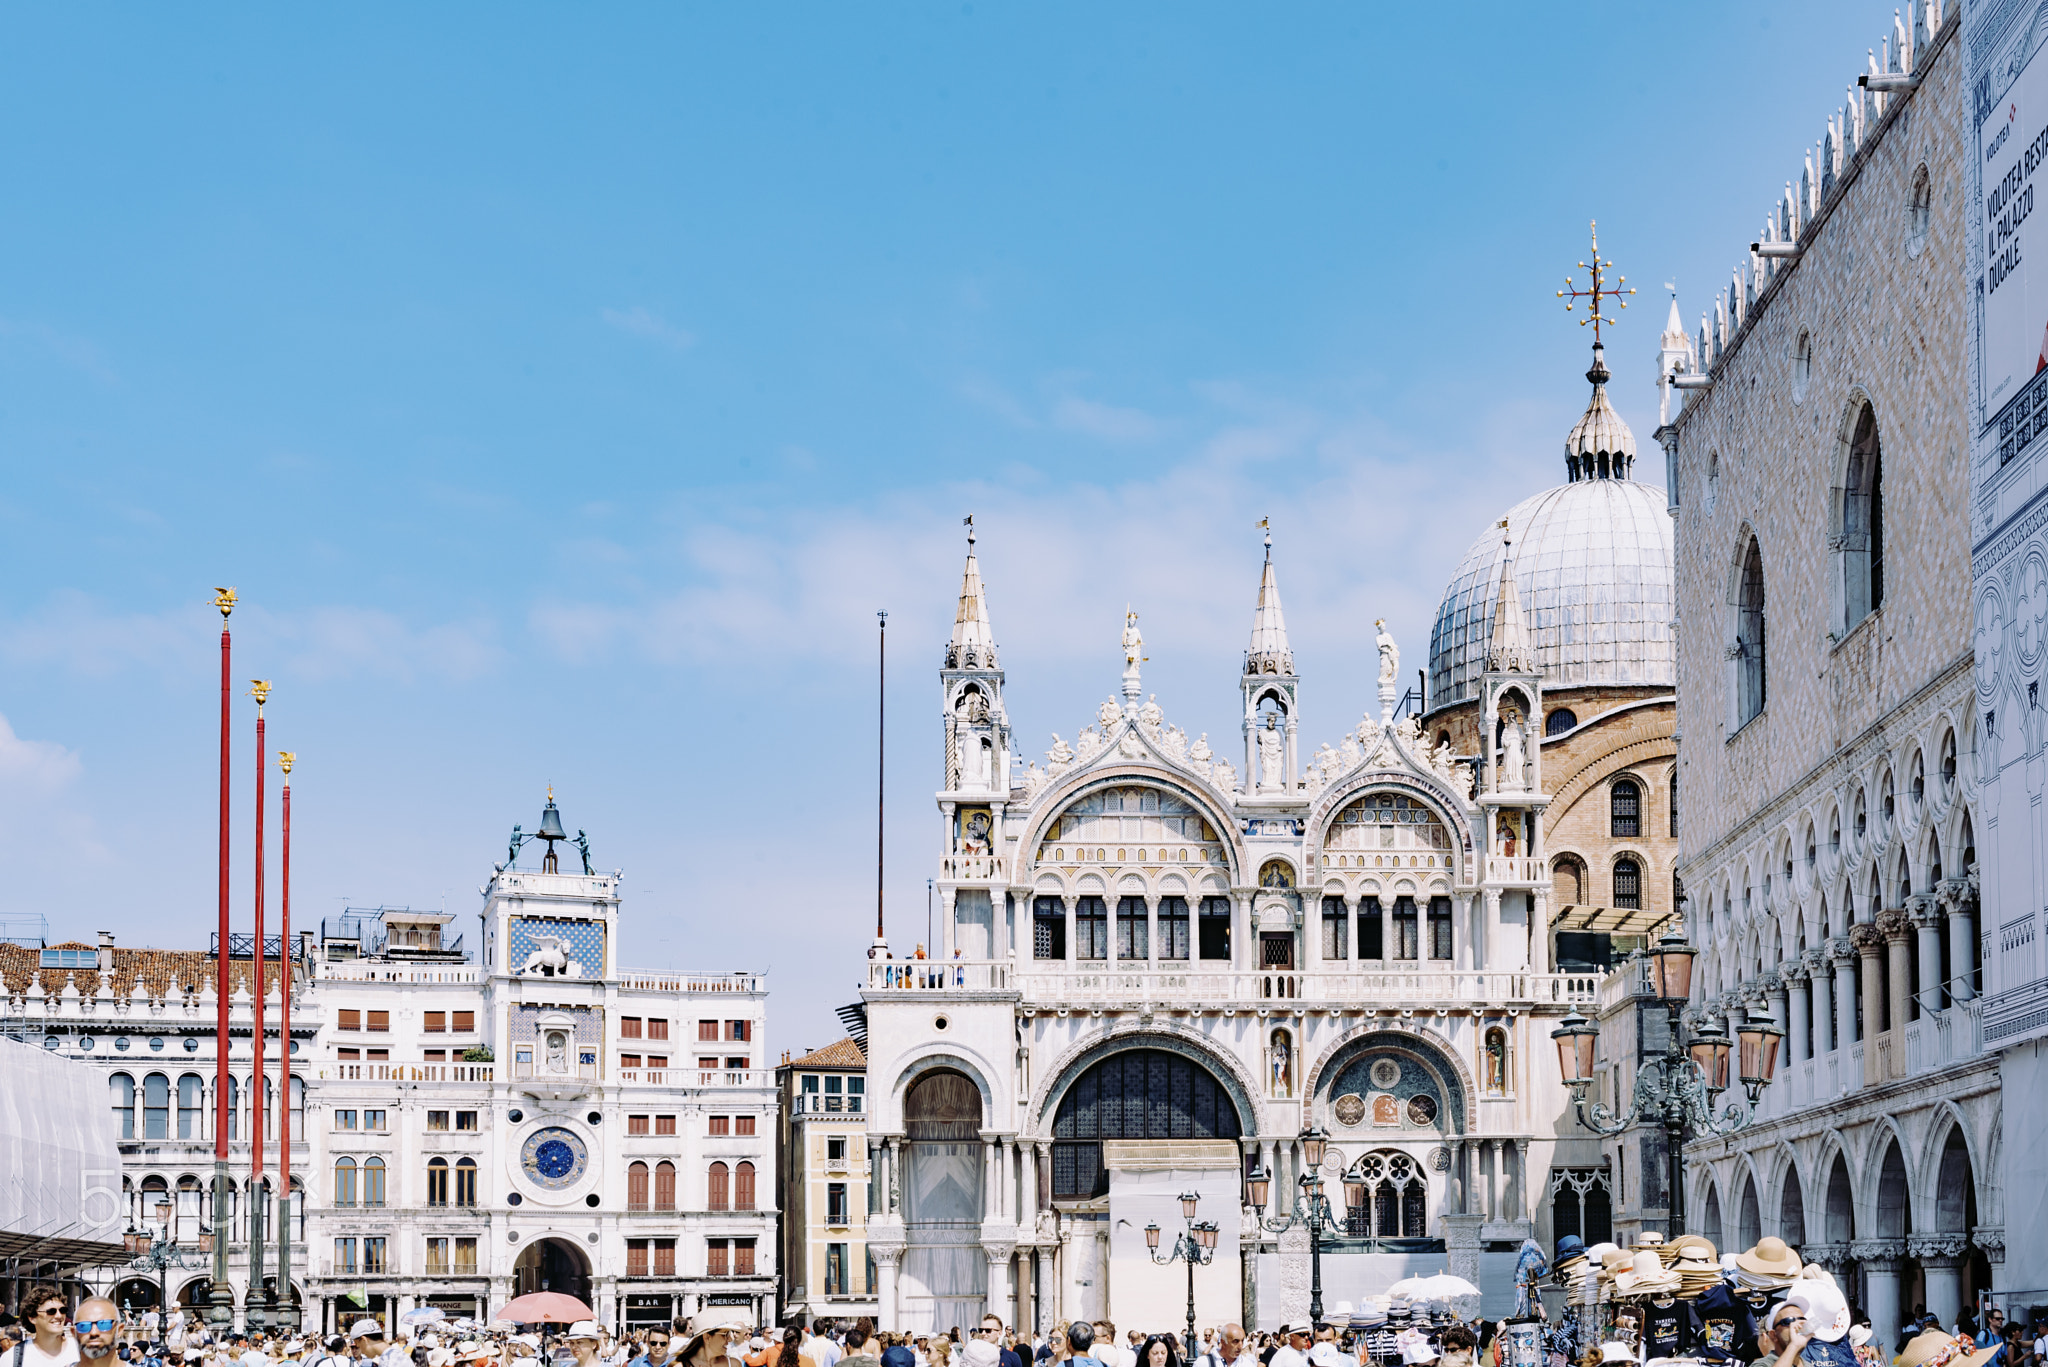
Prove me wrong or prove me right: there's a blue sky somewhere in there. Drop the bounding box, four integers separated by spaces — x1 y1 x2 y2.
0 2 1904 1055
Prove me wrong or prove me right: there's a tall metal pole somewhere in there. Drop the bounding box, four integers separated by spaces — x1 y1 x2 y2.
1308 1205 1324 1331
877 609 887 943
277 753 295 1330
248 685 269 1330
1666 1004 1687 1237
210 589 235 1330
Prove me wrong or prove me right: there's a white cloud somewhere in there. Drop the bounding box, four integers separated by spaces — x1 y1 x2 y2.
1050 395 1165 443
0 713 83 791
602 306 698 351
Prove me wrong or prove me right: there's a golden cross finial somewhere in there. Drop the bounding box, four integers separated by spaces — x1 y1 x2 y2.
546 783 555 803
1557 219 1634 346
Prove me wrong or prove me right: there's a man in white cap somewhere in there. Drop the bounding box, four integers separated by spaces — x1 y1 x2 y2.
1270 1325 1314 1367
347 1322 403 1367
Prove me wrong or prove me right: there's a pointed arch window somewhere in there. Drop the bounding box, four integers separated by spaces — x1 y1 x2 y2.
1839 405 1885 627
1736 538 1767 725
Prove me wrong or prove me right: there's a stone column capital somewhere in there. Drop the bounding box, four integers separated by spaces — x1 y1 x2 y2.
1849 923 1885 954
1849 1237 1907 1269
1907 1234 1971 1263
1876 908 1913 941
1757 969 1784 995
1972 1226 2005 1263
1778 958 1809 984
1826 935 1858 964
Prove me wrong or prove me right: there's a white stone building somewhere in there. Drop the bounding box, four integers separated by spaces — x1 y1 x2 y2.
1 799 780 1334
1965 0 2048 1306
859 395 1676 1330
1662 0 2005 1342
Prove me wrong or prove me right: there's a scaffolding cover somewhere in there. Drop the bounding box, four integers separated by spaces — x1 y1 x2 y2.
0 1034 129 1264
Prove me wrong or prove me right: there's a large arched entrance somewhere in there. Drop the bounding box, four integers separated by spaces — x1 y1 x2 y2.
899 1070 986 1333
512 1237 591 1303
1049 1049 1244 1199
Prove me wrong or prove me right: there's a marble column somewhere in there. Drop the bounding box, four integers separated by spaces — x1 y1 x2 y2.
887 1136 902 1214
1853 1242 1907 1348
1146 894 1161 969
1513 1139 1531 1220
1941 880 1977 1002
984 1242 1016 1321
1910 1236 1970 1330
1783 961 1811 1065
1063 895 1078 968
1450 1139 1468 1216
1828 937 1858 1056
1880 909 1913 1043
1909 895 1945 1015
1852 923 1886 1083
1483 1140 1499 1220
872 1245 903 1328
1806 951 1832 1056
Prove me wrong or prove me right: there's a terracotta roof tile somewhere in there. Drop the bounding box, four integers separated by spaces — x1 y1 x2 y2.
786 1037 865 1070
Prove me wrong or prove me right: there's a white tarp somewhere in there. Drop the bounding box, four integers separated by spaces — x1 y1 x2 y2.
0 1034 126 1258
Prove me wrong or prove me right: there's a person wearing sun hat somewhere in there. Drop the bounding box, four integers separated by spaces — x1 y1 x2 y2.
1894 1330 2002 1367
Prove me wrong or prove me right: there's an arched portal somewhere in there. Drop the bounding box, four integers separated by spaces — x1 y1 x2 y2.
1701 1181 1725 1251
512 1237 591 1302
899 1070 986 1333
1737 1172 1762 1252
1929 1127 1978 1330
1825 1151 1856 1243
1049 1049 1244 1199
1778 1164 1806 1244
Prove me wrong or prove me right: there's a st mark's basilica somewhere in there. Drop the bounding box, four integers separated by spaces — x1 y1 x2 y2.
858 337 1681 1333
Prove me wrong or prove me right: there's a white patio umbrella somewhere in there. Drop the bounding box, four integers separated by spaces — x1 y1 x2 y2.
1412 1273 1481 1299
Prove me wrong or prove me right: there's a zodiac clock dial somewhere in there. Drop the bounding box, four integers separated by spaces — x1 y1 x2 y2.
520 1127 589 1190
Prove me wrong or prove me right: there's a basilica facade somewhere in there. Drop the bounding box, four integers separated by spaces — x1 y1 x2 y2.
859 348 1681 1332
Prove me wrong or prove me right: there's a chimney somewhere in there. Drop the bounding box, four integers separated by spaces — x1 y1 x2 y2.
97 931 114 974
301 930 316 963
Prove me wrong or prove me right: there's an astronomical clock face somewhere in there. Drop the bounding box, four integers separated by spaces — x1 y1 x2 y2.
521 1127 589 1189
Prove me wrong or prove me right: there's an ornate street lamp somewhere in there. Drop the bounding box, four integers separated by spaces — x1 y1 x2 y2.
1145 1193 1217 1355
1249 1126 1353 1331
1552 930 1784 1236
126 1195 214 1324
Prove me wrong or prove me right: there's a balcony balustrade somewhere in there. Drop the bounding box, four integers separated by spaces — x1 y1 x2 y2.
865 958 1595 1009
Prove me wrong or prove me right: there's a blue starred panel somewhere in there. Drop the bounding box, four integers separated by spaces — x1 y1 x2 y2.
508 916 606 977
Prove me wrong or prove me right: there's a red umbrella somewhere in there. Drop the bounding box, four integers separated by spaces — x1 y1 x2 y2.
495 1292 594 1325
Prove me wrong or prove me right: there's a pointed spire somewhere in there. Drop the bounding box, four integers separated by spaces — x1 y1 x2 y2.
1486 521 1537 675
1663 294 1686 349
1245 519 1294 676
947 515 997 669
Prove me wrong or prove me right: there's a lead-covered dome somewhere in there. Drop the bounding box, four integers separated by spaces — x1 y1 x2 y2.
1429 478 1674 708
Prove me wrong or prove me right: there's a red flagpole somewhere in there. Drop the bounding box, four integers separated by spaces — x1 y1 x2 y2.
251 688 268 1185
277 751 295 1328
210 589 235 1330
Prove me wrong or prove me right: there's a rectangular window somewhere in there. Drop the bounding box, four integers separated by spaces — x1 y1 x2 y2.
363 1237 387 1273
1393 896 1420 961
827 1136 847 1162
337 1047 360 1062
707 1240 729 1277
1033 896 1067 960
453 1010 475 1033
847 1078 864 1113
367 1010 390 1032
1359 897 1384 959
647 1054 668 1069
338 1009 360 1031
1116 897 1149 959
334 1237 357 1274
656 1115 676 1136
698 1020 719 1042
735 1238 756 1276
456 1110 478 1132
427 1110 449 1131
364 1110 386 1132
423 1049 447 1064
1614 862 1642 910
335 1110 357 1131
724 1056 748 1070
1157 896 1190 960
1075 896 1108 960
698 1056 719 1069
1321 896 1349 959
726 1020 750 1042
1198 897 1232 960
426 1238 450 1274
455 1237 477 1273
424 1011 445 1033
827 1182 849 1226
735 1115 756 1136
647 1018 668 1040
627 1239 649 1278
1429 896 1454 961
628 1115 650 1135
709 1115 730 1135
620 1054 642 1069
621 1017 642 1038
653 1238 675 1276
826 1243 848 1297
825 1075 843 1111
367 1048 389 1062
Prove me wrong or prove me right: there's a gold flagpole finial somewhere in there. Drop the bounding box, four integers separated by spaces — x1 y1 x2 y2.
1557 218 1635 349
278 751 295 776
213 587 237 619
249 679 272 710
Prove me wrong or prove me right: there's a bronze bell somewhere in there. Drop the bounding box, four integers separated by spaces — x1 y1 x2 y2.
537 800 567 842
